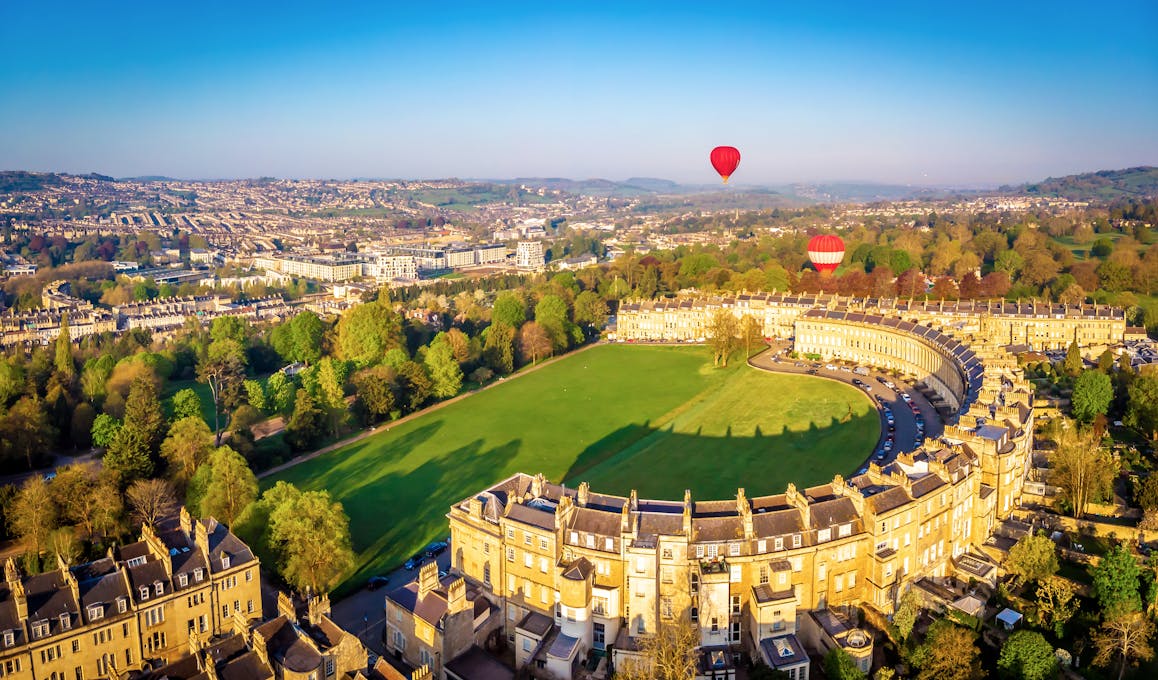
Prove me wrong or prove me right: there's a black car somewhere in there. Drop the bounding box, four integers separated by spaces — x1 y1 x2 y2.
425 541 449 557
367 576 390 590
404 555 424 570
876 376 889 385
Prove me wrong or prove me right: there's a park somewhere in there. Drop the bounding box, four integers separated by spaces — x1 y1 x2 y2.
265 343 880 590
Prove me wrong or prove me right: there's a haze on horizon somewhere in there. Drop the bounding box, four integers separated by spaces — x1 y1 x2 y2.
1 1 1156 187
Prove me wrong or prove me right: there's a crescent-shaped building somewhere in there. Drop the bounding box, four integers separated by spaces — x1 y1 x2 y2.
383 295 1122 680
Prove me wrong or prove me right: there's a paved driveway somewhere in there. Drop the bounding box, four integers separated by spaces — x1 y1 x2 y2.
329 550 452 655
748 346 944 471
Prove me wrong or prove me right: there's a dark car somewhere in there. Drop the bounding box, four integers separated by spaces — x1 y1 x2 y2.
876 376 889 385
404 555 423 570
852 378 865 387
367 576 390 590
425 541 449 557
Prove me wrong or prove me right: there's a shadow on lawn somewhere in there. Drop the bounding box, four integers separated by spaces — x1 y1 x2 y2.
340 436 523 592
562 409 880 500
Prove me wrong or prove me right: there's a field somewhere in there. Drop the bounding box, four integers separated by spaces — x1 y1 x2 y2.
264 345 879 590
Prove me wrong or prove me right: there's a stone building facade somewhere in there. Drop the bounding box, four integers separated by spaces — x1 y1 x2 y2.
0 508 261 679
422 297 1045 679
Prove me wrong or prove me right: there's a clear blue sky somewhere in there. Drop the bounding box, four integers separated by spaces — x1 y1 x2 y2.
1 1 1155 185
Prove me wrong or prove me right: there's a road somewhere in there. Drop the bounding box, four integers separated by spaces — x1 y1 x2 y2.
748 345 944 472
328 549 452 655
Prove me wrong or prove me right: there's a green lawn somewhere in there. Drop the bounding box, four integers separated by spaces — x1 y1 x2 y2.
264 345 879 591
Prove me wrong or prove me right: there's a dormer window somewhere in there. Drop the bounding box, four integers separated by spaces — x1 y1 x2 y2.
59 613 70 630
221 555 230 570
126 556 146 568
154 581 163 596
88 605 104 621
194 568 204 582
31 621 49 639
178 573 188 587
2 630 12 647
139 586 149 601
117 598 127 613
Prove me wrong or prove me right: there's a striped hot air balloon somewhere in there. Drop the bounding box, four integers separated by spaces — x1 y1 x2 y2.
807 234 845 276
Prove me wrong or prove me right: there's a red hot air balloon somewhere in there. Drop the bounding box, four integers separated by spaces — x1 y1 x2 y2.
710 146 741 183
807 234 845 276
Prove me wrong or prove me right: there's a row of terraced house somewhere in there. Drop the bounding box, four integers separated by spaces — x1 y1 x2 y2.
381 293 1076 680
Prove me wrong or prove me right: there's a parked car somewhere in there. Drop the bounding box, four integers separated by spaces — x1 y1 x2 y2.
367 576 390 590
876 376 889 385
424 541 449 557
404 555 423 570
852 378 865 387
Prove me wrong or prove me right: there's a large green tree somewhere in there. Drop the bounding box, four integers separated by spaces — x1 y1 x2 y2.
1126 375 1158 441
1006 533 1059 586
483 323 516 374
911 620 983 680
1050 420 1116 518
1091 544 1142 619
270 310 325 365
573 290 609 328
1072 370 1113 423
424 337 463 399
171 387 203 421
352 366 397 424
200 446 258 525
198 337 247 444
708 309 740 367
534 294 572 352
103 426 155 482
285 389 327 452
997 630 1058 680
335 299 402 367
160 416 215 482
268 487 355 594
491 292 526 329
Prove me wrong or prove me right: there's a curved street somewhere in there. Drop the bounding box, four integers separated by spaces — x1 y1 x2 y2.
748 344 944 473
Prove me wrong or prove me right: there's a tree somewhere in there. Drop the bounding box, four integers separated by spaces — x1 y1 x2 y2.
334 298 403 367
1092 613 1154 680
200 446 258 525
1006 532 1059 586
424 338 463 399
894 589 922 642
491 292 526 329
1126 375 1158 441
1063 340 1083 376
1091 544 1142 619
534 294 572 352
0 356 26 407
54 313 75 383
103 426 155 483
171 387 203 421
0 397 55 470
310 357 349 437
266 370 298 415
285 389 327 452
1072 370 1113 423
708 309 740 367
1136 474 1158 511
268 488 354 594
573 290 609 328
1049 420 1116 518
483 323 516 374
1035 576 1077 637
124 374 166 453
126 478 179 528
824 647 867 680
911 620 983 680
91 413 121 448
70 402 96 449
351 366 397 424
50 464 119 541
270 311 325 365
613 620 698 680
997 630 1058 680
243 379 267 412
160 416 215 482
740 314 763 357
517 321 552 365
9 476 57 559
198 337 247 445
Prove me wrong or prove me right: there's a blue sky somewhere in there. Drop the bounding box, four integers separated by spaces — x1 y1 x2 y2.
1 1 1155 185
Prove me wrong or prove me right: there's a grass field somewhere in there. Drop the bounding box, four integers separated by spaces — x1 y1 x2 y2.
264 345 879 591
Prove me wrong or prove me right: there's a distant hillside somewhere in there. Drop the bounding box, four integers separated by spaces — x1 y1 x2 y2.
1000 166 1158 201
0 171 64 193
784 182 958 203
